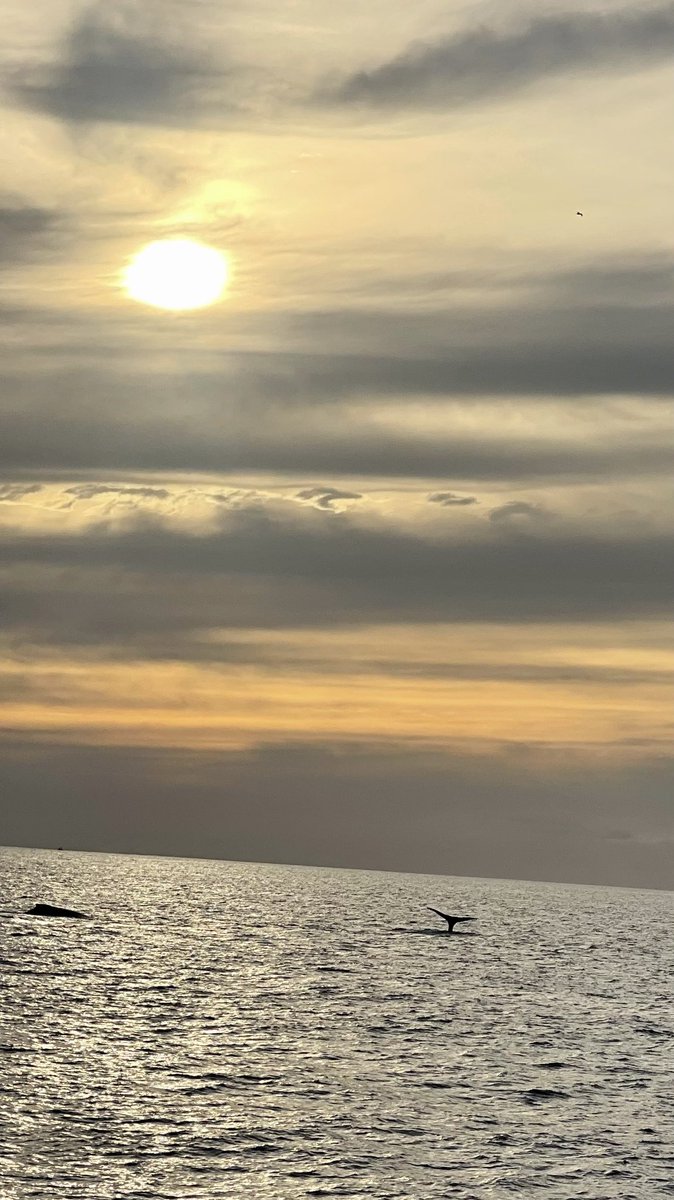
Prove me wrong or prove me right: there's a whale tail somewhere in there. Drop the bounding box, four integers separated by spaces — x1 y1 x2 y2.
427 907 476 933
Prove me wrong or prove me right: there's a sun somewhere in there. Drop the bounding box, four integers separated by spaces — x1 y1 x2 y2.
122 238 230 311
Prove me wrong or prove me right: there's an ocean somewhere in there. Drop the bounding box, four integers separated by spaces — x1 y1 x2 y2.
1 847 672 1199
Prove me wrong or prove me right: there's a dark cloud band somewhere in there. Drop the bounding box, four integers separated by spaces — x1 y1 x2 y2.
321 5 674 111
1 512 671 626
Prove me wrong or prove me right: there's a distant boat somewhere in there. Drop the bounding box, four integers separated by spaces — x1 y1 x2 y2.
427 907 476 933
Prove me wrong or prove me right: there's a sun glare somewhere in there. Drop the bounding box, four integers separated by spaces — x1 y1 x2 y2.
123 239 230 311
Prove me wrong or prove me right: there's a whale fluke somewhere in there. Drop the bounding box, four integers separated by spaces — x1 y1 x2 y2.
427 907 476 933
26 903 88 919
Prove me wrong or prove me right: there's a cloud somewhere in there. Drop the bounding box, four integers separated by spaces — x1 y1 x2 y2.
2 386 671 481
295 486 363 510
0 200 64 263
0 483 43 503
2 247 673 483
320 4 674 111
12 2 674 133
0 735 671 888
9 1 281 129
488 501 553 527
64 484 172 502
3 250 673 432
0 204 55 238
1 508 671 627
317 254 674 309
551 255 674 304
1 557 671 674
428 492 477 507
13 7 219 126
2 598 670 685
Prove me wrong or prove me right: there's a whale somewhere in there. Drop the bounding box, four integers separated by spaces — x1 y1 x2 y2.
26 903 88 919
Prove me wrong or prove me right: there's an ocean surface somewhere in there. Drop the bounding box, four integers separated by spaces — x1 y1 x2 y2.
1 848 672 1200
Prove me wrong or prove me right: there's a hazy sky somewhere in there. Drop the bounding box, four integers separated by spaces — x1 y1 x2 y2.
1 0 672 887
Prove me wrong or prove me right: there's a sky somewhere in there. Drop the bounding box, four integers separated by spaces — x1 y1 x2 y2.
0 0 672 888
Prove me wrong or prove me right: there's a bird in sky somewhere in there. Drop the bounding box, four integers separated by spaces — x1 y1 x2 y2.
576 211 583 216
